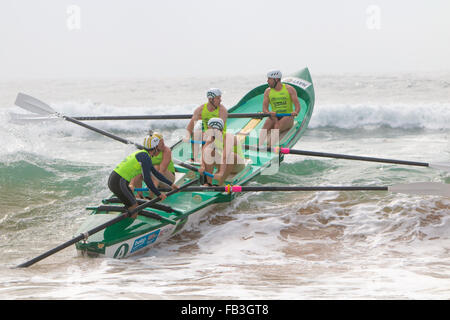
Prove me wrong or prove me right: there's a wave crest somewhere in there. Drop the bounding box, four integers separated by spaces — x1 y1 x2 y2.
309 103 450 130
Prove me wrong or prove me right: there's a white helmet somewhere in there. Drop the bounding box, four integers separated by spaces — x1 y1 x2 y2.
143 134 160 150
207 117 224 131
206 88 222 99
267 69 282 79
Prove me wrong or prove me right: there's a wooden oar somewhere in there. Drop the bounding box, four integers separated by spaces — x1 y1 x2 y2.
245 145 450 173
135 182 450 197
15 178 198 268
14 93 215 178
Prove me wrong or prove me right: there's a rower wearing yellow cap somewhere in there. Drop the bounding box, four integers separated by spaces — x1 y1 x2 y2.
129 131 176 199
108 134 179 218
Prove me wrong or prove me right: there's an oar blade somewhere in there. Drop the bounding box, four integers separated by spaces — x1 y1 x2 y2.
389 182 450 197
429 162 450 173
9 112 61 123
15 93 57 116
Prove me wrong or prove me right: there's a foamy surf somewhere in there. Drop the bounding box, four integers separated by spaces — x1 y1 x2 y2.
1 73 449 299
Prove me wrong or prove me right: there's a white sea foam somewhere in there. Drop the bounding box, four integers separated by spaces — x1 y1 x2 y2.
309 102 450 130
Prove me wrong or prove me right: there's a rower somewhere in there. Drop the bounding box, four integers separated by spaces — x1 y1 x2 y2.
199 118 245 186
186 88 228 161
108 134 178 218
259 69 301 147
129 132 176 199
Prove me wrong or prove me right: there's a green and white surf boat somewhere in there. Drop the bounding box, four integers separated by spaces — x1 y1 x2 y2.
75 67 315 259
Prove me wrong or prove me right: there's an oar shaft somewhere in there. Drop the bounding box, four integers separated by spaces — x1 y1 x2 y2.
18 94 215 180
286 149 429 167
16 178 198 268
245 145 430 168
71 113 292 121
74 115 193 120
63 116 141 148
16 214 125 268
173 159 214 178
64 116 216 178
135 185 388 192
226 186 388 192
58 115 215 178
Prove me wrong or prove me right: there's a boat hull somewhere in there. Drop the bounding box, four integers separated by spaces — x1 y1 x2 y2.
75 67 315 259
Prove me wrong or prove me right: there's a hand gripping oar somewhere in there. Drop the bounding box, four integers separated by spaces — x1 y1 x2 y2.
15 178 198 268
245 145 450 173
134 182 450 197
15 93 216 178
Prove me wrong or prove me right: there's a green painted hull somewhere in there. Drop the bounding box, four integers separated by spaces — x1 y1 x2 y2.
75 67 315 259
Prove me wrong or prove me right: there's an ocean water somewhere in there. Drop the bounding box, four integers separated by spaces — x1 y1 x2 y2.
0 72 449 299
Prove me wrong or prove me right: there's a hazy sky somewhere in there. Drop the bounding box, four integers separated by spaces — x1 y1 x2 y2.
1 0 449 79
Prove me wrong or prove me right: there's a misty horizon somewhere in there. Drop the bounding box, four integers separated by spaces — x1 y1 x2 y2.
1 0 449 80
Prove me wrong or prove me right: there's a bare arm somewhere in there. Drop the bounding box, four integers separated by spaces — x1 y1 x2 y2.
262 88 270 113
200 137 214 172
287 84 301 116
186 105 203 137
129 174 144 198
219 105 228 125
159 147 172 173
217 133 234 175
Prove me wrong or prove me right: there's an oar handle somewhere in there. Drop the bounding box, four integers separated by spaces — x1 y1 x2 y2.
173 159 214 178
190 139 205 145
272 113 292 117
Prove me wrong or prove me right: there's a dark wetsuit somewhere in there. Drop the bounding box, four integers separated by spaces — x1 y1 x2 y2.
108 150 173 207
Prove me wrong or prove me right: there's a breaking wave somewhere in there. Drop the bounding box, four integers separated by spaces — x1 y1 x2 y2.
309 102 450 130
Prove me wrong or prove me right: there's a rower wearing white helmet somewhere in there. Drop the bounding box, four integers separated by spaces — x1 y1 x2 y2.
108 134 178 218
129 131 176 199
259 69 301 147
199 118 245 186
186 88 228 161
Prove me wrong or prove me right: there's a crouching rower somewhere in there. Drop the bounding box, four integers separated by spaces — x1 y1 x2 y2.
129 132 176 199
108 134 179 219
199 118 245 186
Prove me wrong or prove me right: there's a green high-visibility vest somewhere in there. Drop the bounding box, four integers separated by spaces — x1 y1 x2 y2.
268 84 293 113
113 150 148 182
151 151 175 174
201 103 227 133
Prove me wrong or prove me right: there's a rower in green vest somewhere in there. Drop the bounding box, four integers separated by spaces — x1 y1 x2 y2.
259 69 301 147
108 134 178 218
186 88 228 161
129 131 176 199
199 118 245 186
